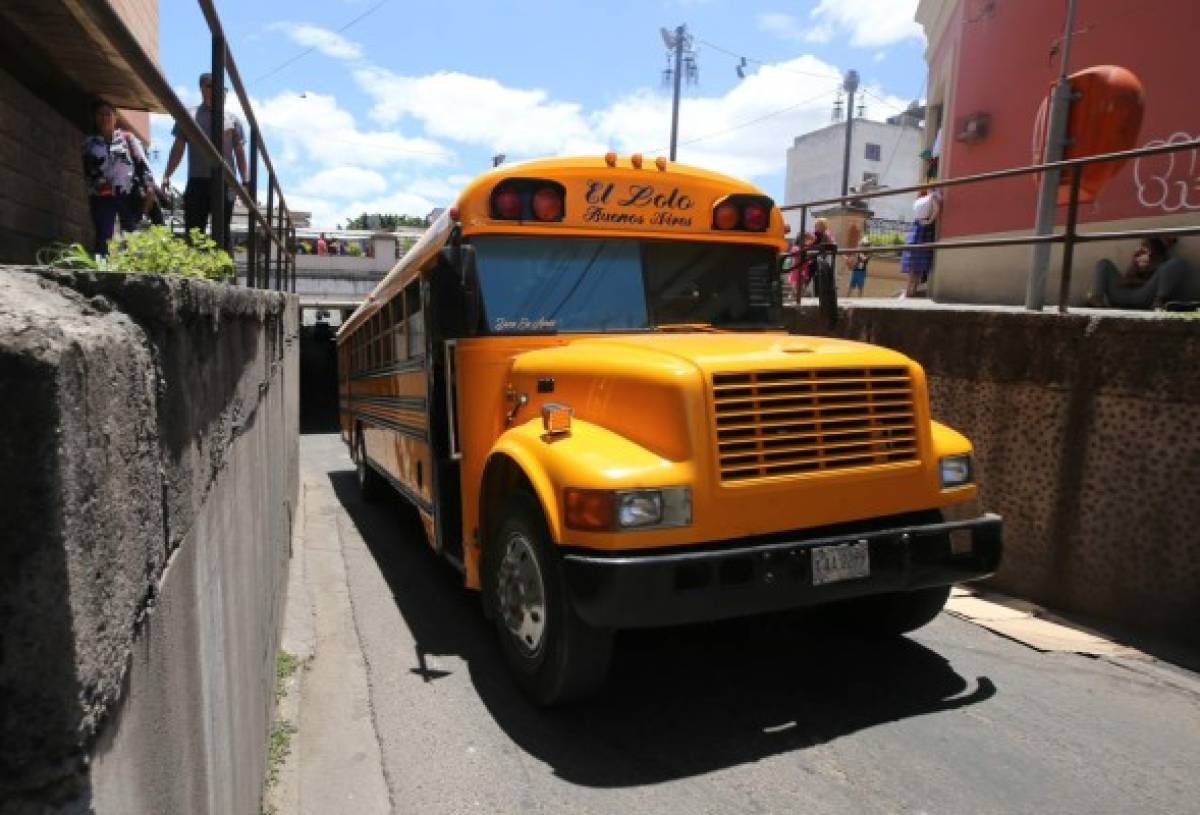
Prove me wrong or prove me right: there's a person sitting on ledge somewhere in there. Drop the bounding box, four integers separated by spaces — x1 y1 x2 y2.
1087 237 1191 309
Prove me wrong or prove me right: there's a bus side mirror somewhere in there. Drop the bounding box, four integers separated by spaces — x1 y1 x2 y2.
460 245 481 333
437 244 482 334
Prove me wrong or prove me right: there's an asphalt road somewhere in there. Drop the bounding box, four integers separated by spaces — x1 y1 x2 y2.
287 433 1200 815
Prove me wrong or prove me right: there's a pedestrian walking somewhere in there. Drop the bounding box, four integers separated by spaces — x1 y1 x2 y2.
160 72 249 250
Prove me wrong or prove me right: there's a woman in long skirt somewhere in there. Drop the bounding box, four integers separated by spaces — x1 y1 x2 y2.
901 190 940 297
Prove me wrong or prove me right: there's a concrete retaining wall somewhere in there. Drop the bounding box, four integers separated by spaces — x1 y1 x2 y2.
790 301 1200 647
0 268 298 813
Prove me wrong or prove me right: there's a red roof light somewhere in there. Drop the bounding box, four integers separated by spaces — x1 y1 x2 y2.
742 202 769 231
531 187 564 221
493 186 522 219
713 202 739 230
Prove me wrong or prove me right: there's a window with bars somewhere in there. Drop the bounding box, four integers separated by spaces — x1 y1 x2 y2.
864 142 881 161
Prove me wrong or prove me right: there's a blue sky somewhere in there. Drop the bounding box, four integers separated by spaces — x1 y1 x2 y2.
151 0 928 228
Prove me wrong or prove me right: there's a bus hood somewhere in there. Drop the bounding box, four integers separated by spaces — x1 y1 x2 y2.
506 332 919 463
569 332 913 370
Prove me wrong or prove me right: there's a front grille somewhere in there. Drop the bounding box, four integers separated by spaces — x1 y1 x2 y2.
712 367 919 482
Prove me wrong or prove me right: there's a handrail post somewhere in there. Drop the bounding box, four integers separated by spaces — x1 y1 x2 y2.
289 225 297 293
1057 165 1083 314
796 206 808 306
245 126 259 288
263 172 275 290
274 198 284 291
209 33 227 252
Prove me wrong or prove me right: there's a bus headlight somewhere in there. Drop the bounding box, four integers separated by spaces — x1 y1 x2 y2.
617 487 691 528
940 454 974 489
565 487 692 531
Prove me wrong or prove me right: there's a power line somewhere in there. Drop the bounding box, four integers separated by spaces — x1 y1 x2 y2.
879 77 929 181
695 38 839 81
644 84 840 155
253 0 390 86
699 35 915 121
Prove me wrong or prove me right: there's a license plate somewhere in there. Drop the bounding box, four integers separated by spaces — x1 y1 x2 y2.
811 541 870 586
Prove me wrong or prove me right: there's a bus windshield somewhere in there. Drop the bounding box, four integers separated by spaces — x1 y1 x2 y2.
472 236 781 334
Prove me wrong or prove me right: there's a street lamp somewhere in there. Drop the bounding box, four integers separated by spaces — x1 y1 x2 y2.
840 69 860 198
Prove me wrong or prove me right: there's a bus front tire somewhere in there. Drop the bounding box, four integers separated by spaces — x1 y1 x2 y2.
485 492 613 706
832 585 952 638
355 432 386 503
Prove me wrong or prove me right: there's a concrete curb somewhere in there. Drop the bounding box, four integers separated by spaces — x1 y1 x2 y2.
265 482 314 815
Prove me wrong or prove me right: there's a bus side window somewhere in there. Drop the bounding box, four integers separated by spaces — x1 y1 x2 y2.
391 299 407 361
406 281 424 358
373 313 383 369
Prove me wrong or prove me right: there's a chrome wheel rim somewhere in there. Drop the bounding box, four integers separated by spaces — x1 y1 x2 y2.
496 531 547 656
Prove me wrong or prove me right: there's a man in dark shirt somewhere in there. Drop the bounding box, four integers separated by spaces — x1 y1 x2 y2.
161 72 248 250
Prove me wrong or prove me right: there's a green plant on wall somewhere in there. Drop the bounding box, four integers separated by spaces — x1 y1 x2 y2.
38 227 234 281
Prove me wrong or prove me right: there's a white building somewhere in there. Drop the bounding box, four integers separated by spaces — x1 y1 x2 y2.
783 117 923 227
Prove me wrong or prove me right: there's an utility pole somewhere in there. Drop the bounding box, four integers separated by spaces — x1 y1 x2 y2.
840 69 860 197
1027 0 1078 310
660 24 697 161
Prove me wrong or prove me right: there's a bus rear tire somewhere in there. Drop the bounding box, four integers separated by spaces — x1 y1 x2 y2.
486 491 613 706
355 430 386 503
833 585 952 638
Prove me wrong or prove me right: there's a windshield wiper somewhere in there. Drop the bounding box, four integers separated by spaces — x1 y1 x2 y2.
655 322 719 332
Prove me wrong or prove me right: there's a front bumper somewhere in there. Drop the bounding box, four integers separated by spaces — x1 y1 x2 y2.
562 513 1002 629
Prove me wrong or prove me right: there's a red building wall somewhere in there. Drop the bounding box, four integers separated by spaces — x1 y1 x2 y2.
934 0 1200 239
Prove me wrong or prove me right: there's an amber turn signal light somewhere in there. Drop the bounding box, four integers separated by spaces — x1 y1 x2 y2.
564 489 615 531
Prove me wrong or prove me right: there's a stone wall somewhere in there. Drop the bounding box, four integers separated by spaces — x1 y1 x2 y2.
0 268 298 813
790 301 1200 648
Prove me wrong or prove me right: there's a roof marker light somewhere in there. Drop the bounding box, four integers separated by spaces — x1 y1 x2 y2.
630 153 643 169
655 156 667 171
604 151 618 167
447 206 460 221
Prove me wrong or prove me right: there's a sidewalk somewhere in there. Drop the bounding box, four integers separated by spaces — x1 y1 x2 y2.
265 455 391 815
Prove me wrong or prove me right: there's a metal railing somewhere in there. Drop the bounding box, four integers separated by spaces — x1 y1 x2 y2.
80 0 296 291
782 138 1200 313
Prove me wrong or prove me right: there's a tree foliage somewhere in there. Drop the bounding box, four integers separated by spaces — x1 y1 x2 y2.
345 212 428 230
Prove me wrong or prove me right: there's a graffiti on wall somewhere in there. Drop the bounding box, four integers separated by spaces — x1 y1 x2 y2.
1133 132 1200 212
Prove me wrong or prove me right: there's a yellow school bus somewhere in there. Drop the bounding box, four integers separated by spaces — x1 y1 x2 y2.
337 153 1002 704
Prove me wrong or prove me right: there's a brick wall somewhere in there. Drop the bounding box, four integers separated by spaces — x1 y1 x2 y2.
110 0 159 142
0 69 90 263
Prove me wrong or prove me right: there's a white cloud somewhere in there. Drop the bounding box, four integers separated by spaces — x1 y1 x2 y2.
290 189 437 230
810 0 924 48
270 22 363 60
397 174 474 203
758 3 922 48
253 90 453 170
593 56 850 180
297 165 387 199
756 12 832 44
355 67 608 157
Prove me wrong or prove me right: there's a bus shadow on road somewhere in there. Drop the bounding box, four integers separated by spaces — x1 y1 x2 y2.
330 470 997 788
